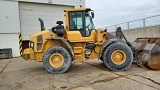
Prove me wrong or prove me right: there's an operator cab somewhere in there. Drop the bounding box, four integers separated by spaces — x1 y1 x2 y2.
68 8 95 37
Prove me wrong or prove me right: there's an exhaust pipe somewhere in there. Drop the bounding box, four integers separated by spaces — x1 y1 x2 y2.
38 18 45 31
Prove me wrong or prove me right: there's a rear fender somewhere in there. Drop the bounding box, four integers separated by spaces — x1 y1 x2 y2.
46 37 74 56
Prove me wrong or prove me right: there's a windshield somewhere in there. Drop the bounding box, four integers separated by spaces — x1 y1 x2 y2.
85 14 95 36
86 15 94 30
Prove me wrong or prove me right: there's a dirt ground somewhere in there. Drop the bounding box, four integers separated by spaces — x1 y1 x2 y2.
0 57 160 90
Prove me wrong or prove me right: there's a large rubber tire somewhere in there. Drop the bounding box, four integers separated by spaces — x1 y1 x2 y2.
102 42 133 71
42 46 72 74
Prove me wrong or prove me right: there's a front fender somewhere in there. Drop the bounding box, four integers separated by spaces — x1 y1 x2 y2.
99 39 118 57
99 33 126 57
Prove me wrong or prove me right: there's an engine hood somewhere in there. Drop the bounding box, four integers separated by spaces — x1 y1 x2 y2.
29 30 57 42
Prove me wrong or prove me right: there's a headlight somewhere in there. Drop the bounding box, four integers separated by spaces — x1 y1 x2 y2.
30 42 34 48
30 41 34 48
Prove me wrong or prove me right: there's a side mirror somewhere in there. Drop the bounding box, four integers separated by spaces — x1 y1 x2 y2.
91 11 94 19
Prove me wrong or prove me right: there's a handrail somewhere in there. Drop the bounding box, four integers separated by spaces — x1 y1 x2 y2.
105 14 160 31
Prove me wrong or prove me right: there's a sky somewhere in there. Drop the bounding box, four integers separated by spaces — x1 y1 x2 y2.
85 0 160 29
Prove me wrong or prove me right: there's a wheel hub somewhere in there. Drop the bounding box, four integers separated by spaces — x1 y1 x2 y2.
49 53 64 68
111 50 126 65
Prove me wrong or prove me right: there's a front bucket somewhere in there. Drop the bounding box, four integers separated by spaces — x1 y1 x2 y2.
148 51 160 70
132 38 160 70
136 51 160 70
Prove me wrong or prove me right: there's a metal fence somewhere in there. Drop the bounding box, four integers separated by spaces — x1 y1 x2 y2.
106 15 160 31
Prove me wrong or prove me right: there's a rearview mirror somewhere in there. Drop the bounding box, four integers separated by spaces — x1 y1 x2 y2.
91 11 94 19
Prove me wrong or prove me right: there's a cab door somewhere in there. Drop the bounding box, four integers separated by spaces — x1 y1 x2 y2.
66 11 96 42
66 11 86 42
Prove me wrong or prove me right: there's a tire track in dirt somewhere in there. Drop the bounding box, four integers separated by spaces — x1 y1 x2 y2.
0 60 11 74
84 62 159 90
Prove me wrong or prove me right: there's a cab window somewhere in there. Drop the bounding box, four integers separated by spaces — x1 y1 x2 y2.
69 11 85 37
69 12 83 30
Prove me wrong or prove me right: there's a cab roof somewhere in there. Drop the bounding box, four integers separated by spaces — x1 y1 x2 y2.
64 8 91 12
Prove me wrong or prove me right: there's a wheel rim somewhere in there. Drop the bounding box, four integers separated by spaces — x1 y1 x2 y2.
49 53 64 68
111 50 126 65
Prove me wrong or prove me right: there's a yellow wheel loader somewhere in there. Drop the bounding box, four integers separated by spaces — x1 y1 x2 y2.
23 8 133 74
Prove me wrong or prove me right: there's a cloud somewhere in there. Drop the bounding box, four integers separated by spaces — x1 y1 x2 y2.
85 0 160 28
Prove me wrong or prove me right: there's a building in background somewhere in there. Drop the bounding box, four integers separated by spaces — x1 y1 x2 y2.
0 0 85 57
